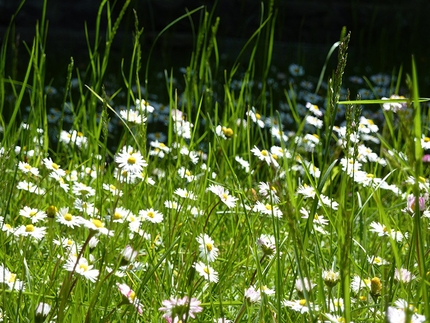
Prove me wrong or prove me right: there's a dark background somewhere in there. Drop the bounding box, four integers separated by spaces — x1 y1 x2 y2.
1 0 430 85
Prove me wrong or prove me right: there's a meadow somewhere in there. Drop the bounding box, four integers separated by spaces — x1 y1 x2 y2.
1 1 430 322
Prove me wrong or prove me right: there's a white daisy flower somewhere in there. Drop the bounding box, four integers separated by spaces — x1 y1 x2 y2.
56 207 84 228
63 256 99 282
14 224 46 240
139 208 164 224
196 234 219 262
115 146 147 174
194 261 218 283
19 206 46 223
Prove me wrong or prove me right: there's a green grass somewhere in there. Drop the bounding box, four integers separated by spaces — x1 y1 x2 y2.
1 1 430 323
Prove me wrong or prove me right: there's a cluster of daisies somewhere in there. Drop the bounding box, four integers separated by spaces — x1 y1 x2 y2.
3 61 430 323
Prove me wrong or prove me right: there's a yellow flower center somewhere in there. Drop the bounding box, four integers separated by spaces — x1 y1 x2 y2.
203 267 210 274
114 212 122 220
222 193 228 200
24 164 31 170
29 210 37 217
185 170 191 177
206 243 213 252
129 290 136 300
67 239 73 246
222 127 234 137
147 211 155 218
77 132 83 137
52 163 59 170
127 156 136 164
79 264 88 272
419 176 426 183
299 299 307 306
64 213 73 221
265 204 272 211
8 273 16 283
25 224 35 232
261 150 268 156
110 184 117 191
91 219 104 228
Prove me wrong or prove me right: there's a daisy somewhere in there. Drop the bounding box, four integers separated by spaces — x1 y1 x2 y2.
19 206 46 223
149 141 170 158
196 234 219 262
207 184 238 208
74 199 99 216
174 188 197 200
177 167 196 182
63 256 99 282
297 184 316 199
53 237 81 255
351 275 371 294
270 126 289 142
135 98 155 114
102 183 123 196
164 200 179 210
56 207 84 228
235 156 250 173
322 269 340 287
305 115 323 129
115 146 147 174
119 109 147 124
18 161 39 176
0 263 25 291
72 182 96 197
42 157 66 177
60 130 88 148
49 172 70 191
0 217 14 236
215 125 234 139
119 245 138 266
367 255 389 266
283 299 317 313
382 95 407 113
194 261 219 283
394 268 415 283
295 277 316 294
258 182 280 203
245 286 261 303
35 302 51 321
270 145 292 159
111 206 134 223
139 208 164 224
159 296 202 322
251 146 279 168
14 224 46 240
246 107 265 128
16 180 46 195
289 63 305 76
387 305 426 323
116 282 143 315
257 234 276 256
80 218 113 236
253 201 282 218
305 102 323 117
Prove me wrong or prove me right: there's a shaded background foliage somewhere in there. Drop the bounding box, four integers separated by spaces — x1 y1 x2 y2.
1 0 430 88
